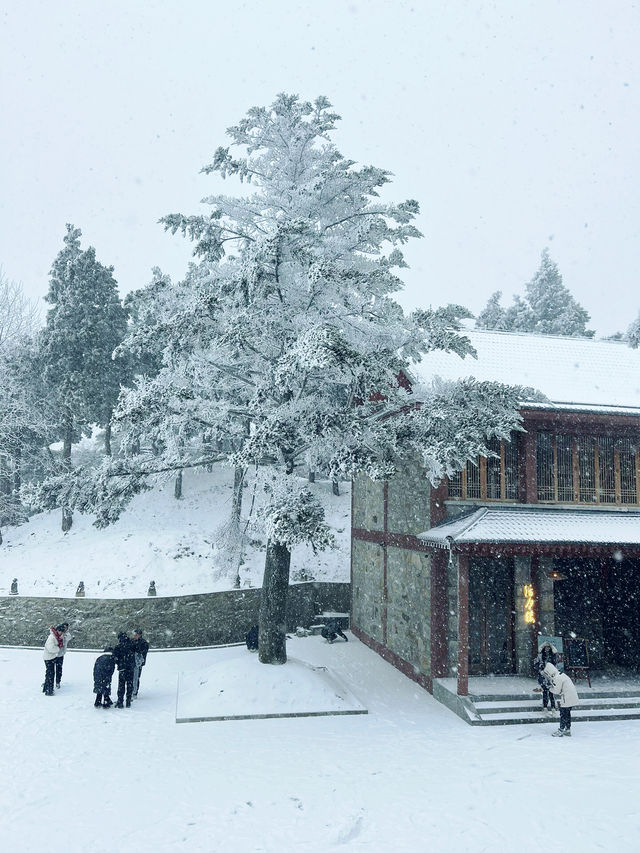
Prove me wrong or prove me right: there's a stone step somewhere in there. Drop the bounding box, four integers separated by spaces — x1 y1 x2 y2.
475 696 640 713
470 690 640 702
471 707 640 726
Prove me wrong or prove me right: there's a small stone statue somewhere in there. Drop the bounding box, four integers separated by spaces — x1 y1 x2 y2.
10 578 18 595
147 580 157 597
76 581 85 597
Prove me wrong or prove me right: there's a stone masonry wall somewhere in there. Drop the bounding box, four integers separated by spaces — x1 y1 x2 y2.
0 582 350 649
385 546 431 676
351 538 385 644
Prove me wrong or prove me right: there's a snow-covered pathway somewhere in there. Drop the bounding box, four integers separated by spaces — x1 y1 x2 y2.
1 636 638 852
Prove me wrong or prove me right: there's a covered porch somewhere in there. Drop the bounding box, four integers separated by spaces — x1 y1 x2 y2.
420 506 640 698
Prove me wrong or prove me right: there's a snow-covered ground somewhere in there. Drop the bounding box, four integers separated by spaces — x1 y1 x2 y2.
2 634 639 853
1 467 351 597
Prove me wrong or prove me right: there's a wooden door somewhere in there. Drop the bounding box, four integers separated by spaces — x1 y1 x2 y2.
469 557 515 675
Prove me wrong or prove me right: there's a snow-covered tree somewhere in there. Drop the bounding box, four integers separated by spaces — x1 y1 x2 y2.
44 95 527 663
0 270 40 355
39 225 128 530
627 312 640 349
0 339 56 539
476 249 594 337
475 291 508 330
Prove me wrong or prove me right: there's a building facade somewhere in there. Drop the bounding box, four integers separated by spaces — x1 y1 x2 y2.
350 329 640 695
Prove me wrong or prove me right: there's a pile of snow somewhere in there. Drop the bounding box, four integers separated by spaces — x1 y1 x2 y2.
1 466 351 598
176 645 366 722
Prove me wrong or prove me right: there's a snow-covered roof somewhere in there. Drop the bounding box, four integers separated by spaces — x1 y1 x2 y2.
419 507 640 548
411 329 640 412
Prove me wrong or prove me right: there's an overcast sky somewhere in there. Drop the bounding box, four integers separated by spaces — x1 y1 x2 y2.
1 0 638 336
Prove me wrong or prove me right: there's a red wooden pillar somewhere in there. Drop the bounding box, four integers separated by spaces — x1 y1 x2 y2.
457 553 470 696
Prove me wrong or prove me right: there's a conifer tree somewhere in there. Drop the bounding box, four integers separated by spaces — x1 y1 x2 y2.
627 312 640 348
40 96 527 662
476 249 594 337
40 225 128 529
475 291 507 330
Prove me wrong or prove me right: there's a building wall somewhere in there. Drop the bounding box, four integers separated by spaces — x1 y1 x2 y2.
386 546 431 674
351 538 385 644
352 473 384 532
351 460 434 685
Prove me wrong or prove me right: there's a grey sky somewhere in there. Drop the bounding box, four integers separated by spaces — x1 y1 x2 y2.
1 0 638 335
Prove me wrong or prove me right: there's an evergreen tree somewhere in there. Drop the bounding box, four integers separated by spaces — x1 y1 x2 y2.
40 96 527 662
0 338 56 538
476 291 507 330
476 249 594 337
39 225 128 529
627 312 640 349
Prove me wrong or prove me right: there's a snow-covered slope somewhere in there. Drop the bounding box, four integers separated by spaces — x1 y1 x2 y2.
1 466 351 598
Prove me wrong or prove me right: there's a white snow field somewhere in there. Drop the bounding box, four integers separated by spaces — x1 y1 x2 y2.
2 634 639 853
1 466 351 597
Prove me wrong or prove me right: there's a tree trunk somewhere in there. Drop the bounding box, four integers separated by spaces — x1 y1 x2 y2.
12 442 21 495
308 469 315 483
0 455 10 498
61 409 73 532
104 419 112 456
332 478 340 496
231 466 245 524
258 539 291 664
174 469 183 500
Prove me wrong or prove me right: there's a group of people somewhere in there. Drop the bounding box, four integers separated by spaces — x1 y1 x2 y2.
533 640 580 737
42 623 149 709
93 629 150 708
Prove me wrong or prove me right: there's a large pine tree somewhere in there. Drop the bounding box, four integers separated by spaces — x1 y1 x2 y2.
43 96 527 662
40 225 128 530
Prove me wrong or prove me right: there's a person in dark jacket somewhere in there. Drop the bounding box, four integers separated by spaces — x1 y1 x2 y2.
533 641 558 712
93 647 115 707
321 619 348 644
245 625 259 651
112 632 136 708
131 628 149 698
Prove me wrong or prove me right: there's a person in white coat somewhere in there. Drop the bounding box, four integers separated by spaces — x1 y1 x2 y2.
42 624 66 696
542 662 579 737
54 622 70 688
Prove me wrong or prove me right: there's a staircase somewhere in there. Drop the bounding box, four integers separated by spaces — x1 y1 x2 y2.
433 678 640 726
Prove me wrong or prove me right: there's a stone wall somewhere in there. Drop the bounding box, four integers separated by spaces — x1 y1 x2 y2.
387 458 431 535
351 462 433 682
351 538 385 644
386 546 431 675
0 582 350 649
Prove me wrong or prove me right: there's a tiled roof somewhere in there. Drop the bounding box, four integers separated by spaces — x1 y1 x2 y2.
419 507 640 547
411 329 640 411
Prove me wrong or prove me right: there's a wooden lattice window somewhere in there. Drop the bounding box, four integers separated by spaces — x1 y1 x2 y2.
537 431 639 505
447 435 519 501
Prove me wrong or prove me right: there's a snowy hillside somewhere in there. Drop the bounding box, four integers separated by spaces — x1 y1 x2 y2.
1 466 351 598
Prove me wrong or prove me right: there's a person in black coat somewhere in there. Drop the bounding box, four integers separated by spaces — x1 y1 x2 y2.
321 619 348 644
131 628 150 698
533 641 558 711
245 625 259 651
112 632 136 708
93 647 115 707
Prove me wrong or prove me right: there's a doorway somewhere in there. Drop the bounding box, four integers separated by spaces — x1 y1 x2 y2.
468 557 515 675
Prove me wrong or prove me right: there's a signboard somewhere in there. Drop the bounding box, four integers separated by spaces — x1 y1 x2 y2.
564 636 589 669
538 635 564 672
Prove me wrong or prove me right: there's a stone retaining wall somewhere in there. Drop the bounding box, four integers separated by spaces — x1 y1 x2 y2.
0 583 351 649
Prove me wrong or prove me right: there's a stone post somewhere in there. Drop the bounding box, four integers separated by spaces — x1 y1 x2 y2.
514 556 534 675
